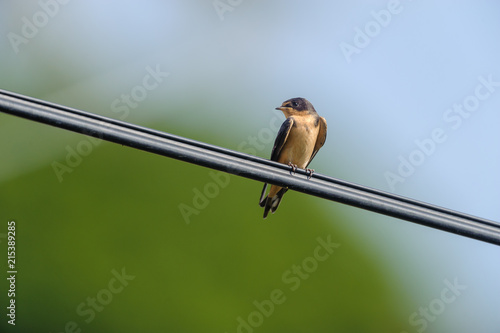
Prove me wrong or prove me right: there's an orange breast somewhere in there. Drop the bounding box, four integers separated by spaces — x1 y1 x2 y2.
277 119 319 169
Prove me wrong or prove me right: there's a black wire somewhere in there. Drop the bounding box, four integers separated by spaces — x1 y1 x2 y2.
1 89 500 246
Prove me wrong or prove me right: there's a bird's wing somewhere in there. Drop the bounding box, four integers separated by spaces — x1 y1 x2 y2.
306 116 327 167
270 117 294 162
259 117 294 206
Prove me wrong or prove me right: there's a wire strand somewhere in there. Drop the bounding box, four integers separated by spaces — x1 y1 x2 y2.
1 89 499 246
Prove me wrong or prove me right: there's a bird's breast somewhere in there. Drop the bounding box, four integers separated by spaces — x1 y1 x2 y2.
278 117 319 168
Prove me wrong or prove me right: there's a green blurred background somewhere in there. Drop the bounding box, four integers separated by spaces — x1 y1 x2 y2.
1 1 499 332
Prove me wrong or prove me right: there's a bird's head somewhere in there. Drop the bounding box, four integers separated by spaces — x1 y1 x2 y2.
276 97 316 117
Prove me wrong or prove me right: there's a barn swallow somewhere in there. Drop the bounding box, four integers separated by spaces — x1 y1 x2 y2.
259 97 327 218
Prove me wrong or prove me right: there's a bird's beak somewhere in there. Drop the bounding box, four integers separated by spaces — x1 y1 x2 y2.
275 106 285 111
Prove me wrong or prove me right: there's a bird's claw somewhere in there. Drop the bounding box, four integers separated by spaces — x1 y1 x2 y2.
305 168 315 179
288 162 298 175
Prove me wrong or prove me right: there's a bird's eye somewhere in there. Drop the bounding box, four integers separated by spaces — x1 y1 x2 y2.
291 101 298 107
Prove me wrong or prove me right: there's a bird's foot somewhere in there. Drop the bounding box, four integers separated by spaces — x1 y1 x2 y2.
288 162 298 175
305 168 315 179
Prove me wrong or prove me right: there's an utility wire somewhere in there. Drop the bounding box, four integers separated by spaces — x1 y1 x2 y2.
1 89 500 246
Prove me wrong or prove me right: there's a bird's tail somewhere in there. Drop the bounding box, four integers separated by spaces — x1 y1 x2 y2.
260 187 288 219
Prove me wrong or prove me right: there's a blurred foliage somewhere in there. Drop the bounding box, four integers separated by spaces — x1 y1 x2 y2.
1 121 408 332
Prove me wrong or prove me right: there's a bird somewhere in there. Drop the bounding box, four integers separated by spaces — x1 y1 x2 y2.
259 97 327 218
